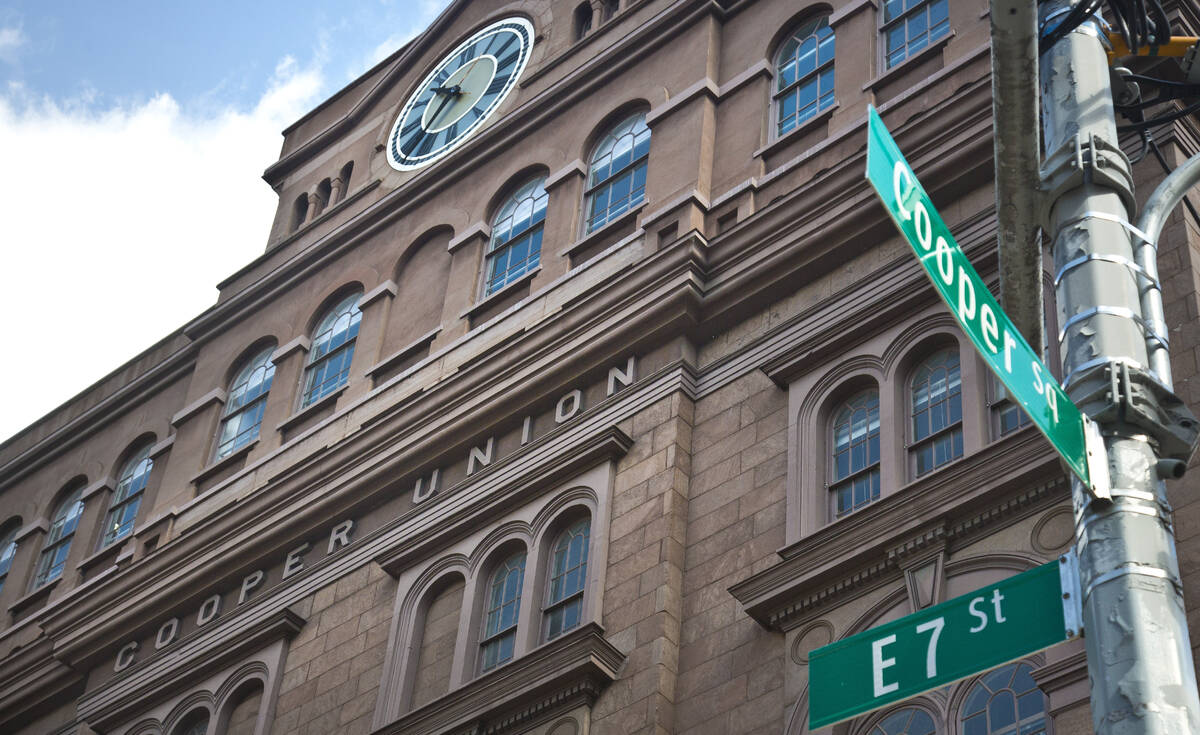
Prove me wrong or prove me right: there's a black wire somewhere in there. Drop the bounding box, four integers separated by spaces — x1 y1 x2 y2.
1147 135 1200 233
1118 100 1200 132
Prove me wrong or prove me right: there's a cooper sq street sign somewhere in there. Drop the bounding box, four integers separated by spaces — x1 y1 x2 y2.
808 554 1082 729
865 107 1110 499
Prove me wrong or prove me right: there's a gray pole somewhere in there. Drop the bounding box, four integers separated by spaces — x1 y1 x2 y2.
1038 1 1200 732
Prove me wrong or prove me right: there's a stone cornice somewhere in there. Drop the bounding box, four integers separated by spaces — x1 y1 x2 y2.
370 623 624 735
74 608 304 732
728 431 1068 631
0 637 82 732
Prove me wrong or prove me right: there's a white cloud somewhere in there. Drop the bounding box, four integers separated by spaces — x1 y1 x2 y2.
0 26 24 64
0 57 325 442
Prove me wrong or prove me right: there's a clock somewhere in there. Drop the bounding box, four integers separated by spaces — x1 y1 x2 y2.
386 17 535 171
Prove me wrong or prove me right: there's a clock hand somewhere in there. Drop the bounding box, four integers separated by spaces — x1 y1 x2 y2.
426 88 459 128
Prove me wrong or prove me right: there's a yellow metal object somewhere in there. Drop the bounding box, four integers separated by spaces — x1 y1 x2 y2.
1106 32 1199 61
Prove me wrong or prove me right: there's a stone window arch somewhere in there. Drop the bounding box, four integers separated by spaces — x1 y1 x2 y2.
863 705 938 734
301 290 362 407
101 441 154 547
485 175 548 296
958 662 1047 735
289 193 308 232
0 517 20 595
169 708 210 735
33 483 85 589
479 548 527 672
215 343 277 460
908 347 964 477
573 2 592 39
773 15 835 137
829 386 881 519
584 111 650 233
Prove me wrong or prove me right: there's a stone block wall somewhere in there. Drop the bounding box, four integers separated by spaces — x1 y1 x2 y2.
270 563 396 735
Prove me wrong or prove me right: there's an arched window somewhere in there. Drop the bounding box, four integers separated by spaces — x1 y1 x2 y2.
216 344 276 459
301 292 362 407
585 112 650 233
910 348 962 476
290 193 308 232
480 551 525 673
870 707 937 734
883 0 949 68
102 444 152 547
172 709 210 735
574 2 593 39
959 662 1047 735
485 176 548 295
830 389 880 519
0 521 19 595
315 178 332 217
600 0 619 22
774 17 835 137
545 518 590 640
33 488 84 588
338 161 354 202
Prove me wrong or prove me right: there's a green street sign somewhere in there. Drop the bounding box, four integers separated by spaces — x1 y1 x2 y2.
808 554 1081 729
864 107 1108 498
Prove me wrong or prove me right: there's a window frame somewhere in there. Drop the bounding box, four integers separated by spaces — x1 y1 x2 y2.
773 16 836 138
957 661 1048 735
215 344 277 460
828 388 882 520
479 550 527 673
542 517 591 641
0 521 19 595
908 346 964 477
484 176 548 297
101 444 153 548
880 0 950 69
583 111 651 234
301 292 363 408
33 488 85 589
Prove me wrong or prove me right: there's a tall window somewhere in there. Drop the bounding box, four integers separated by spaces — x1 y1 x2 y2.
574 2 592 39
0 522 18 595
870 708 937 735
960 663 1047 735
774 17 835 137
883 0 949 68
102 445 152 547
33 489 84 588
910 348 963 476
990 376 1031 438
302 292 362 407
216 345 276 458
585 112 651 233
545 519 590 640
485 177 548 295
831 389 881 518
480 552 525 672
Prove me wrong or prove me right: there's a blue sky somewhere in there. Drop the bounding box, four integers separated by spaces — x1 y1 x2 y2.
0 1 451 442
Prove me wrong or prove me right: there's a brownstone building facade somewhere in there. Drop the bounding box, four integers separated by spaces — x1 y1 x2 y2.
1 0 1198 733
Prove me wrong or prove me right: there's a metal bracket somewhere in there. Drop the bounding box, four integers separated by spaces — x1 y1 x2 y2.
1069 361 1200 467
1058 551 1083 639
1183 41 1200 84
1040 133 1137 230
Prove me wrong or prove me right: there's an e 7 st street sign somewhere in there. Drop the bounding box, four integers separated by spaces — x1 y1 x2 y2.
865 107 1109 498
808 555 1081 729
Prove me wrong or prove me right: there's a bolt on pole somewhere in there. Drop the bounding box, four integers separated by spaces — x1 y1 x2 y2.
1038 0 1200 732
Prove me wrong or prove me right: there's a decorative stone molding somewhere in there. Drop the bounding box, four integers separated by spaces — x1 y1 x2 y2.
170 389 227 428
447 222 491 254
371 623 623 735
360 279 399 308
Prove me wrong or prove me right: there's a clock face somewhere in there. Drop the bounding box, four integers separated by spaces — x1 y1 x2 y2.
387 17 534 171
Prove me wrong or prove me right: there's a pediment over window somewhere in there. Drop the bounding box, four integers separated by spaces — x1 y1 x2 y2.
373 623 623 735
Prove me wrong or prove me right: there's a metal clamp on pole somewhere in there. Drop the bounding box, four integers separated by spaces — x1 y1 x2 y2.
1064 360 1200 476
1039 133 1137 228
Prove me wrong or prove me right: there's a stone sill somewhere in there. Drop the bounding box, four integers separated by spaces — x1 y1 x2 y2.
460 267 542 323
276 384 347 435
563 203 646 261
191 439 258 486
8 577 58 617
754 104 838 161
862 32 955 93
373 623 624 735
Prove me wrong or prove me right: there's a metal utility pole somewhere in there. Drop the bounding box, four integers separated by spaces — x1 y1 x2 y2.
1039 0 1200 731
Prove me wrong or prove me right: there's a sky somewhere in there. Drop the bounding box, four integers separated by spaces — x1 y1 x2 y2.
0 0 451 443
